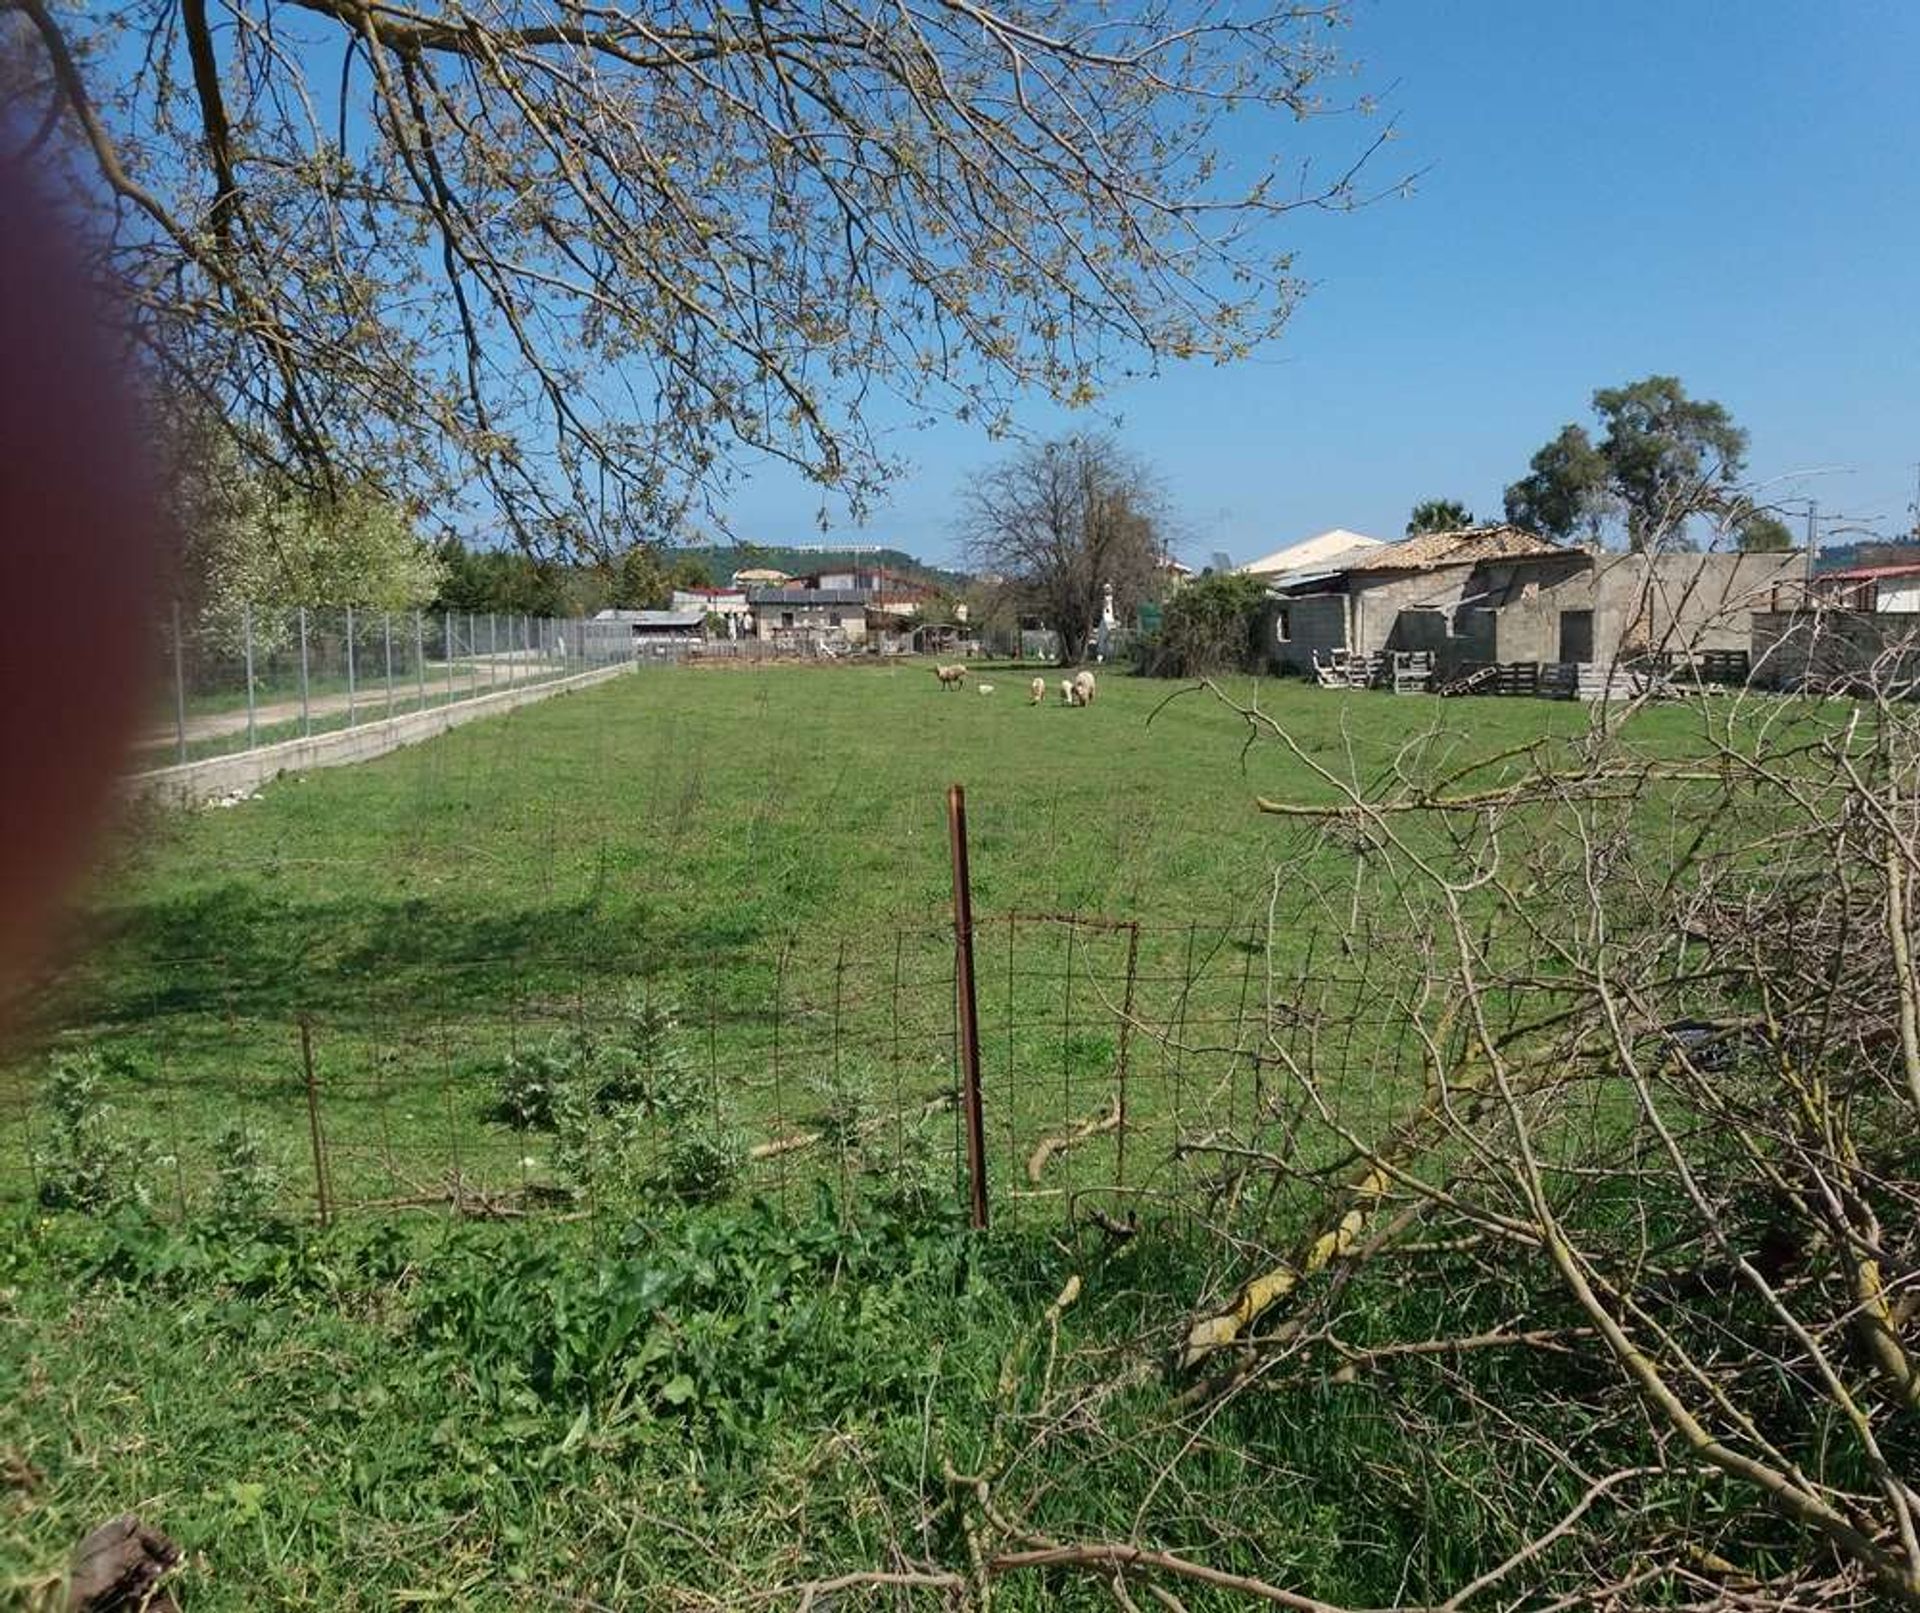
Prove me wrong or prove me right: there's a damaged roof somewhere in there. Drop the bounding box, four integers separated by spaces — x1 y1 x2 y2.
1346 525 1570 573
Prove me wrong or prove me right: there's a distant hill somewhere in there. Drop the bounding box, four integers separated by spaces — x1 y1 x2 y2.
673 544 967 590
1816 538 1920 573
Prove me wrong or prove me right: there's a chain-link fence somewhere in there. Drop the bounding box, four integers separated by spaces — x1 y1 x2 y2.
141 606 636 769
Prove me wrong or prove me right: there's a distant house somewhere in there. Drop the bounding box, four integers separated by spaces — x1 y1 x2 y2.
1240 528 1386 581
1261 526 1807 680
671 587 751 637
730 566 791 589
1753 563 1920 691
746 587 871 648
1808 563 1920 612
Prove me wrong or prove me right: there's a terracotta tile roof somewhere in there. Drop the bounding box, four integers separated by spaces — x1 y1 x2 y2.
1346 525 1570 573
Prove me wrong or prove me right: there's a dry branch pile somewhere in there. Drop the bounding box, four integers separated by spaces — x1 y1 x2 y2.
1153 677 1920 1608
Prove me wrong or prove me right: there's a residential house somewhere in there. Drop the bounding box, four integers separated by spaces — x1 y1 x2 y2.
1752 563 1920 690
1807 563 1920 612
746 587 870 648
671 586 751 638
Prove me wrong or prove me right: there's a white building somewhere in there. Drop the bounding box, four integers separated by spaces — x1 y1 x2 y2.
1239 529 1386 582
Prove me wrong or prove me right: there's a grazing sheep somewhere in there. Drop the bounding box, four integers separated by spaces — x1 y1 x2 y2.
933 663 967 690
977 684 995 695
1059 678 1077 707
1073 669 1097 707
1029 676 1046 705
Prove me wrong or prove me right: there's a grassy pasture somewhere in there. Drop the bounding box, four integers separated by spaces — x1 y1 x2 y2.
0 663 1818 1608
5 661 1723 1219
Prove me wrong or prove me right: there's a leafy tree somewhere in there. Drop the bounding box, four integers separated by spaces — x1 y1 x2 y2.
1593 377 1748 551
1151 572 1270 676
1505 378 1749 551
960 436 1165 665
1735 512 1795 553
607 546 712 610
12 0 1383 548
1503 424 1614 546
1406 499 1476 536
434 538 569 618
178 443 445 652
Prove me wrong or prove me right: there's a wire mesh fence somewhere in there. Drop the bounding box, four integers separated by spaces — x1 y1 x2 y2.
141 606 639 769
1 907 1424 1234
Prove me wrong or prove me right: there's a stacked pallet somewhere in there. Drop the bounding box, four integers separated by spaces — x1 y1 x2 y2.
1572 663 1676 702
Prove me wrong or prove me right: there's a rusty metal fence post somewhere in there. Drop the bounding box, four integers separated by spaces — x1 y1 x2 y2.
299 1017 332 1226
947 784 990 1229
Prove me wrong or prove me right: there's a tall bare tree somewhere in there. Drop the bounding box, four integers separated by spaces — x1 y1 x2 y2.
960 434 1163 664
3 0 1384 550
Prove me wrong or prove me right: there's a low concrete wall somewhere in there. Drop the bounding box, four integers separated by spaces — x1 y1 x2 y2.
1751 610 1920 692
126 662 633 807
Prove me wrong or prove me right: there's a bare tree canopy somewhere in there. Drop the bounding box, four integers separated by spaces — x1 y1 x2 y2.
5 0 1382 550
960 433 1163 663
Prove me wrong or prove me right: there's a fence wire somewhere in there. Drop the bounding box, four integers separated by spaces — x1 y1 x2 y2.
143 606 641 769
3 904 1425 1233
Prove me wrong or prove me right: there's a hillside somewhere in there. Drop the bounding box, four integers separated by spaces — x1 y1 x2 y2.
674 543 968 590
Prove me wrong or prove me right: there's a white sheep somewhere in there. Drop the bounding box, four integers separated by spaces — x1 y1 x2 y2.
933 663 967 690
1029 676 1046 705
1073 669 1097 707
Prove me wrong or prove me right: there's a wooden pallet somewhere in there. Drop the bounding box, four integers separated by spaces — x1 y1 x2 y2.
1437 663 1499 697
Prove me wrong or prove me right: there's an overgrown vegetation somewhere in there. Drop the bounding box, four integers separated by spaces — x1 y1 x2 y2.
16 665 1895 1608
0 1182 1698 1609
1141 571 1270 676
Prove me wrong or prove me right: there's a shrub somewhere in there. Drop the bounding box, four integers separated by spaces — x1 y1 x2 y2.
592 994 699 1120
862 1107 951 1219
808 1063 873 1153
1148 571 1270 676
210 1125 282 1226
495 1037 587 1131
35 1052 151 1216
658 1118 746 1204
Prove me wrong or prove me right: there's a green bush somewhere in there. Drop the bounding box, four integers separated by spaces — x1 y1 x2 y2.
592 993 699 1120
34 1052 152 1216
1147 571 1270 677
210 1125 282 1226
495 1037 586 1131
658 1117 747 1204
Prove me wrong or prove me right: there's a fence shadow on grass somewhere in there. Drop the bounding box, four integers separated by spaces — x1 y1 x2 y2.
4 902 1415 1237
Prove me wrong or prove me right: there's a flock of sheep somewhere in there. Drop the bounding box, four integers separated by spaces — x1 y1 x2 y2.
932 664 1097 706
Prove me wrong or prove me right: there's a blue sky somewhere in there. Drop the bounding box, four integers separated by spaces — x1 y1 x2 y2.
715 1 1920 569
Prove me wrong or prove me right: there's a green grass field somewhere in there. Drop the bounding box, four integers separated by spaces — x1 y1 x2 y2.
7 662 1724 1220
0 664 1806 1608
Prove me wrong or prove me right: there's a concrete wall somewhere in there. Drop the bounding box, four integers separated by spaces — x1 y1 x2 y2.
1590 551 1806 662
126 662 633 808
1752 610 1920 691
1265 593 1347 674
